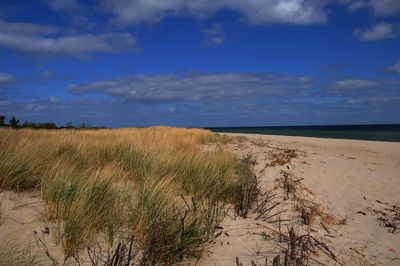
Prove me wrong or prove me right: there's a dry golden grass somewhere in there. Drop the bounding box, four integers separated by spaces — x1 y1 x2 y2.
0 126 253 264
0 234 38 266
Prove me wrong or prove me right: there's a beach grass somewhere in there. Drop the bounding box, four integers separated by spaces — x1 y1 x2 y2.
0 235 37 266
0 126 255 263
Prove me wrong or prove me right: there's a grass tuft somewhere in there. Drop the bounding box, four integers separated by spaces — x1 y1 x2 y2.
0 235 38 266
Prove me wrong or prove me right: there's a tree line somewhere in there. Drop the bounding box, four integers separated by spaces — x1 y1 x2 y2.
0 115 107 129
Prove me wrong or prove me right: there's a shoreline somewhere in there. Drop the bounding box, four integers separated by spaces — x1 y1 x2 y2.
221 131 400 145
212 131 400 143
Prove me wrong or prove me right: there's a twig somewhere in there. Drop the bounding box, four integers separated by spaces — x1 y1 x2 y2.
33 230 58 265
263 209 288 221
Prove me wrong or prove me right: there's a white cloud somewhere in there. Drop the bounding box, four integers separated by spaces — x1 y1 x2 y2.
0 20 58 36
41 70 56 79
0 73 18 91
329 78 400 94
353 23 400 41
66 72 400 109
42 0 80 11
2 91 399 127
335 79 380 89
0 73 17 85
67 71 316 104
202 24 225 47
347 0 368 11
100 0 330 25
3 71 400 127
369 0 400 16
48 96 61 103
345 0 400 16
381 60 400 75
0 20 140 57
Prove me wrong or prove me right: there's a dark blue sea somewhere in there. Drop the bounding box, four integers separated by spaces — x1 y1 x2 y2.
207 124 400 142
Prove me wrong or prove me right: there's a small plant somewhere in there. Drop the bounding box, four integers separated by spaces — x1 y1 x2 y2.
234 154 259 218
261 231 271 240
87 233 137 266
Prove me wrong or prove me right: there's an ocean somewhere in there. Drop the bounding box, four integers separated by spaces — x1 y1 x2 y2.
207 124 400 142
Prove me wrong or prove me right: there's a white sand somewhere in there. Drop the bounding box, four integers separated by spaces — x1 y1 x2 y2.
202 134 400 265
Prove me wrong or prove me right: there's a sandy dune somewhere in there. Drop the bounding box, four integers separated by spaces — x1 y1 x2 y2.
1 134 399 265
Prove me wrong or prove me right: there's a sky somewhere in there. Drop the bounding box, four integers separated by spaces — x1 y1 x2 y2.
0 0 399 128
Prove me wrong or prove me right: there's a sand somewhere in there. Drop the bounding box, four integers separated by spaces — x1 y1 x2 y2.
201 133 400 265
1 133 399 265
0 191 68 264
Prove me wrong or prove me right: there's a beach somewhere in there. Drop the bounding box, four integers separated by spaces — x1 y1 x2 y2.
202 133 400 265
1 131 399 265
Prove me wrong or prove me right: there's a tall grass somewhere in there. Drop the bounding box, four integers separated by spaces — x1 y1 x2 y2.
0 126 255 263
0 235 38 266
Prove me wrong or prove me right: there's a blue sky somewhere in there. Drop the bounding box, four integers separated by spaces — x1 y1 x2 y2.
0 0 399 128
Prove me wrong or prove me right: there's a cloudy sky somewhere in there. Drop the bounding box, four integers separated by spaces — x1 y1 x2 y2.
0 0 399 127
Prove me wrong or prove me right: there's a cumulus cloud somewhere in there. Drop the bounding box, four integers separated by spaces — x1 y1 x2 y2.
368 0 400 16
344 0 400 16
0 73 17 85
0 73 18 94
346 0 368 11
41 70 56 79
48 96 61 103
67 71 317 104
202 24 225 47
353 23 400 41
65 71 400 119
3 91 400 127
333 79 380 90
42 0 80 11
2 71 400 127
327 77 400 96
0 20 58 36
347 94 400 105
0 20 140 57
0 73 18 92
99 0 330 25
381 60 400 75
65 71 400 118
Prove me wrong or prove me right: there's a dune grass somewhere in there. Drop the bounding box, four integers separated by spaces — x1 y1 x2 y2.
0 126 255 263
0 235 38 266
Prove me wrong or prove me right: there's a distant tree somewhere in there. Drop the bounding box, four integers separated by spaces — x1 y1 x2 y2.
0 115 5 126
9 115 19 128
40 122 57 129
79 122 86 129
20 120 57 129
65 122 74 128
22 121 38 128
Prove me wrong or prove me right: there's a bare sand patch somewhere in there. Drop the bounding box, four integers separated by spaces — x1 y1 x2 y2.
202 134 400 265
